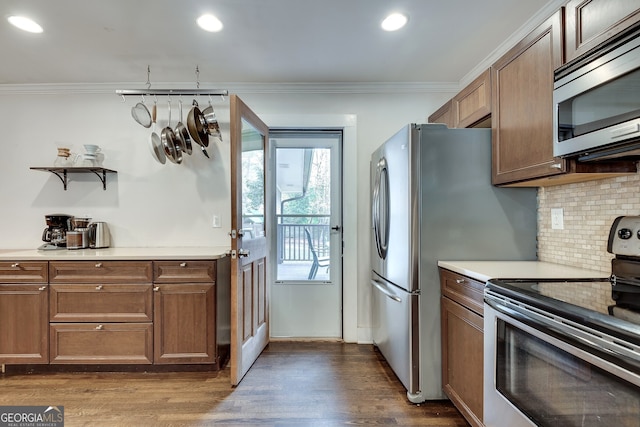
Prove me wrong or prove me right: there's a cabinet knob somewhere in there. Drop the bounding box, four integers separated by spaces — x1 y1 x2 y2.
38 286 47 291
95 285 103 291
11 263 20 268
96 325 104 330
95 263 103 268
153 286 160 292
179 262 187 268
455 279 466 284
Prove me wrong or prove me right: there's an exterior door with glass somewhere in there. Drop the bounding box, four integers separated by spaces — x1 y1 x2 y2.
269 130 343 338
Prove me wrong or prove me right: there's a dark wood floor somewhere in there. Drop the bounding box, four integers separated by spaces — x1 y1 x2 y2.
0 342 469 426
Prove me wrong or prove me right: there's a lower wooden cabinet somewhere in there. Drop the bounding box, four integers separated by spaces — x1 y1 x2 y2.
153 283 216 364
0 258 225 369
0 284 49 364
440 268 484 427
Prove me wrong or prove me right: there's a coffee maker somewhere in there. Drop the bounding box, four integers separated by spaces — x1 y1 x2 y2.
40 214 73 250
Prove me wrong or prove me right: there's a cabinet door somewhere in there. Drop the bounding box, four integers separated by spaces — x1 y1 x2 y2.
0 284 49 364
453 69 491 128
428 100 455 128
565 0 640 63
492 10 565 185
441 296 484 427
154 283 216 364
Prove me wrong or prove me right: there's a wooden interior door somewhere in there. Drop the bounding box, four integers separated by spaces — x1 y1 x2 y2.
229 95 270 385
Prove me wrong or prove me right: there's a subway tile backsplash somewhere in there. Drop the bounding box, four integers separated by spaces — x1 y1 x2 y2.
537 171 640 273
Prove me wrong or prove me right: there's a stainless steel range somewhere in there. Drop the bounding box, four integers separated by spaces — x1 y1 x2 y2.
484 216 640 427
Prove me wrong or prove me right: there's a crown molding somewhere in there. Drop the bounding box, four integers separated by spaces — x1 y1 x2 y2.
460 0 566 88
0 81 459 96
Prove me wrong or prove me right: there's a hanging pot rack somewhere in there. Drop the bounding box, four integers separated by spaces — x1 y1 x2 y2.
116 88 228 97
115 65 228 98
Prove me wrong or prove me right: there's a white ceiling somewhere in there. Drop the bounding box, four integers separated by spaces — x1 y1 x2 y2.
1 0 554 88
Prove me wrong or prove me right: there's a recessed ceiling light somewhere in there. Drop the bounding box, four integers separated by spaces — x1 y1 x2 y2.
197 14 223 32
381 13 408 32
7 15 43 33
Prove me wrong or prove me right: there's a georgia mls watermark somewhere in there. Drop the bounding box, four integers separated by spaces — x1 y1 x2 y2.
0 406 64 427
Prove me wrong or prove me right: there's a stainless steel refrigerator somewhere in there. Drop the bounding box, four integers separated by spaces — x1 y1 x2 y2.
370 123 537 403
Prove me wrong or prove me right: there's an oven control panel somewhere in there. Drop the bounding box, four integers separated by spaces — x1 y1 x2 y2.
608 216 640 256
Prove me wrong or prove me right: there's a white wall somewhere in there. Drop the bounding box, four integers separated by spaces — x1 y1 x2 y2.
0 86 454 342
0 92 232 248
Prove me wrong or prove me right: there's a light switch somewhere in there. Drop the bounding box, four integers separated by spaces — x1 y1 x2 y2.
551 208 564 230
212 214 221 228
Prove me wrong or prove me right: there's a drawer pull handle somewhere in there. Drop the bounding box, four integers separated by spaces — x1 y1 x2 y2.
455 279 465 284
96 325 104 330
38 286 47 291
11 263 20 268
551 163 562 169
96 285 103 291
179 262 187 268
95 263 103 268
153 286 160 292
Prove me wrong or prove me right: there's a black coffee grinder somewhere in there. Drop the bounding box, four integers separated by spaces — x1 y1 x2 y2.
39 214 73 250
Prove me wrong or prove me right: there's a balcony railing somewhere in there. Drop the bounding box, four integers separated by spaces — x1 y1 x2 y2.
277 214 330 263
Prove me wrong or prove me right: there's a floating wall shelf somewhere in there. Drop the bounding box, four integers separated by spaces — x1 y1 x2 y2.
30 167 117 191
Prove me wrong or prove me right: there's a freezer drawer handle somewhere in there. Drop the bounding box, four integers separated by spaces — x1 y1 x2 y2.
371 279 402 302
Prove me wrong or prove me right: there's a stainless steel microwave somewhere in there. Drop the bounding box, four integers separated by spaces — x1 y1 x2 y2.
554 28 640 161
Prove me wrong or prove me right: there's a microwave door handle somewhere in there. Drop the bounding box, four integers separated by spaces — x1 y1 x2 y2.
371 279 402 302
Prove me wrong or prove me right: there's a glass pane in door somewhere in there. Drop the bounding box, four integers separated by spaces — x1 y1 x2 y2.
241 119 265 240
276 147 331 281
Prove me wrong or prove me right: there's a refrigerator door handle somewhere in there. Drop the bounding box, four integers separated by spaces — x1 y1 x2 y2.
371 279 402 302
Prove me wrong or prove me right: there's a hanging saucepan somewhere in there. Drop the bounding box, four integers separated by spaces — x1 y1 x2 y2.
187 100 210 158
161 100 182 164
131 95 152 128
202 99 223 142
175 99 192 155
149 101 166 164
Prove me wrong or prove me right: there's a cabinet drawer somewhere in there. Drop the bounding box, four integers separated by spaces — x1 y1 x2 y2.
50 323 153 364
439 268 484 316
50 284 153 322
0 262 48 283
49 261 153 283
154 260 215 283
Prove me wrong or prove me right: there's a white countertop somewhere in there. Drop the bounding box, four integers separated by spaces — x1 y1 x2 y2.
437 260 608 283
0 247 230 260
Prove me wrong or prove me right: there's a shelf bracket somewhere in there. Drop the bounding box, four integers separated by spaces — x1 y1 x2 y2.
89 169 108 190
48 169 68 190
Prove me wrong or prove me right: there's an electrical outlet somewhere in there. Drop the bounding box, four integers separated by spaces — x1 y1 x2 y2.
212 214 221 228
551 208 564 230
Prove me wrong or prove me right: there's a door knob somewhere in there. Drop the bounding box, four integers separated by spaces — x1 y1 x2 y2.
331 226 341 231
238 249 250 258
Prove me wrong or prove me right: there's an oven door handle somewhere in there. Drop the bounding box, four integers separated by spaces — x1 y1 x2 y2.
485 292 640 376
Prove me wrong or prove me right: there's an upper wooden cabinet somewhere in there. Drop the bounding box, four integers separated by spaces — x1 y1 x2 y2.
428 99 455 128
428 70 491 129
491 10 565 185
452 69 491 128
565 0 640 63
492 6 638 186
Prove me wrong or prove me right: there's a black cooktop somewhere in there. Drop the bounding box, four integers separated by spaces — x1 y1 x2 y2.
486 278 640 345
